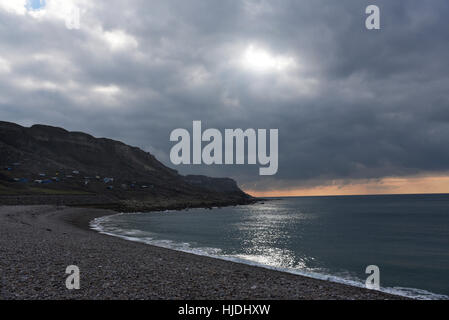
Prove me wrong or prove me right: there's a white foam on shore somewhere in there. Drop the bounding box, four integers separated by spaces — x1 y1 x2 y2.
90 213 448 301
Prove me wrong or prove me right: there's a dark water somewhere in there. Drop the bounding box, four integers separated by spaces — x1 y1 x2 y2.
92 194 449 299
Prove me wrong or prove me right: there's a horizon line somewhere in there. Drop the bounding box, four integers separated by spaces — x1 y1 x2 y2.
248 192 449 199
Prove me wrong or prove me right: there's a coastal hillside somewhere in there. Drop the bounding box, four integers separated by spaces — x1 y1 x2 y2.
0 121 253 210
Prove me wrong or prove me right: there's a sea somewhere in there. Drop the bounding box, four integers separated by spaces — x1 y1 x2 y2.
90 194 449 300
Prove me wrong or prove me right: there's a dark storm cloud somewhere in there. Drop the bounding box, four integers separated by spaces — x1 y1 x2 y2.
1 0 449 191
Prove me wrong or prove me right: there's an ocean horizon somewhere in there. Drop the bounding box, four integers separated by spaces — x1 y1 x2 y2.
91 193 449 300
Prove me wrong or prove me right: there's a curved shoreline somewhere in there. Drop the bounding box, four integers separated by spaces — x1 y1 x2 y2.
0 205 408 300
92 211 448 300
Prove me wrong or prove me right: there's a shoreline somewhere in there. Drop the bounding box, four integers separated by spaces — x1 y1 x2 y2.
0 205 408 300
92 209 446 301
90 212 426 300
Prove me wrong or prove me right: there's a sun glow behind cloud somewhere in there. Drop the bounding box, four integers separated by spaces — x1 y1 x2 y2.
240 45 296 73
103 29 138 51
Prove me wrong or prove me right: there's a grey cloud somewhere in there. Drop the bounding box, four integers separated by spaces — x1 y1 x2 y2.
1 0 449 191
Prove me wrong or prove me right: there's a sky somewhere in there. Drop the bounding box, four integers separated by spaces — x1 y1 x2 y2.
1 0 449 196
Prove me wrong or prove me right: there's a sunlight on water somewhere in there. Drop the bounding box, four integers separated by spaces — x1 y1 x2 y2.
91 195 449 300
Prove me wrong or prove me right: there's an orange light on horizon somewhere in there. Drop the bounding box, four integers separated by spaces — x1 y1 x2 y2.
243 175 449 198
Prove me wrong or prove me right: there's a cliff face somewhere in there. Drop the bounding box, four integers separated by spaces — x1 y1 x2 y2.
0 121 252 206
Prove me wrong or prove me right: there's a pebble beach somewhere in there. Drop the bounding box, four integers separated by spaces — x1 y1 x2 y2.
0 205 407 300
